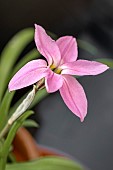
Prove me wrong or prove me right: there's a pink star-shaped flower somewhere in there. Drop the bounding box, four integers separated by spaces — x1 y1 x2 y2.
8 24 109 121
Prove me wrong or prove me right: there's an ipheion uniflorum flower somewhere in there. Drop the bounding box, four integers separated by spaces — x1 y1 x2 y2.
8 24 109 121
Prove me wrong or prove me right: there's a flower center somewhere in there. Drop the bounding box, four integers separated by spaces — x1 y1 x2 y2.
50 64 62 74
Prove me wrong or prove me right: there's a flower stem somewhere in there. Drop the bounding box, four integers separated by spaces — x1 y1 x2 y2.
0 110 34 170
0 79 45 170
0 85 37 140
0 157 6 170
0 124 10 140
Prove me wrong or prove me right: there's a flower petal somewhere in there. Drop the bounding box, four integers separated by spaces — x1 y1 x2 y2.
8 59 48 91
45 69 63 93
59 75 87 121
35 24 61 66
56 36 78 65
61 60 109 76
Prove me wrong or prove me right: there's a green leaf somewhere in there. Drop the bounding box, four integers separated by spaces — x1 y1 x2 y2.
78 39 98 55
96 58 113 68
0 110 34 170
0 28 34 101
9 88 48 116
22 119 39 128
0 90 15 131
0 48 39 130
6 156 84 170
2 110 34 153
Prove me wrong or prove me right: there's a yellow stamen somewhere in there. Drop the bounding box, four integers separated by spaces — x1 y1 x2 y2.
50 64 56 70
54 68 62 74
50 64 62 74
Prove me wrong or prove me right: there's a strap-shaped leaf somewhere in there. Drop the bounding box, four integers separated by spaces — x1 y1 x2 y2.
0 48 40 129
6 156 84 170
0 90 15 131
0 28 34 101
22 119 39 128
78 39 98 55
0 110 34 170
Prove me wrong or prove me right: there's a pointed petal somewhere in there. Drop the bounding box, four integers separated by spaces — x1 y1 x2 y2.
8 59 48 91
61 60 109 76
45 69 63 93
35 24 61 66
56 36 78 64
59 75 87 121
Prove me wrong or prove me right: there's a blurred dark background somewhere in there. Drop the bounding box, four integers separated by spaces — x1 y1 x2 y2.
1 0 113 170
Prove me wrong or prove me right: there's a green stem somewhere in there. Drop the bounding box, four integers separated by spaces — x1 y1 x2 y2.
0 81 44 170
0 158 6 170
0 122 18 170
0 110 34 170
0 85 37 140
0 124 11 140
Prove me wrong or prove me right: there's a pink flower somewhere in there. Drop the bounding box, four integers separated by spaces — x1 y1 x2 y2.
8 24 109 121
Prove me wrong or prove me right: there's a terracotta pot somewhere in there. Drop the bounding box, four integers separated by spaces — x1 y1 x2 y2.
12 127 59 162
12 128 89 170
